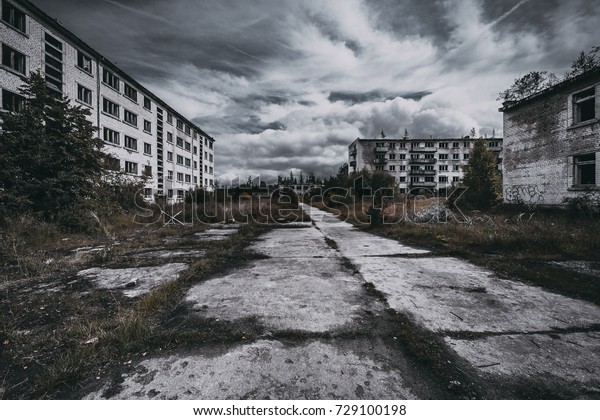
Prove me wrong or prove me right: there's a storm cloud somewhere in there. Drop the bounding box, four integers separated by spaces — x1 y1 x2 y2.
31 0 600 183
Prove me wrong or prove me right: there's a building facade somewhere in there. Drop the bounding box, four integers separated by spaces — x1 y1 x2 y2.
348 137 503 194
501 68 600 206
0 0 215 200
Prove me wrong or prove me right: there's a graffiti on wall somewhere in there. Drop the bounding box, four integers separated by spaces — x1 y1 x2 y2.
505 185 545 205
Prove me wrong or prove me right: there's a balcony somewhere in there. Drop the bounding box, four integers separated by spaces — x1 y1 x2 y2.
409 158 436 164
349 161 357 167
410 146 437 152
349 149 357 156
409 169 436 175
374 158 388 164
410 181 437 187
374 146 388 153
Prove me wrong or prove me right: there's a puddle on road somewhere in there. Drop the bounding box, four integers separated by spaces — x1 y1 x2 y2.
78 263 188 297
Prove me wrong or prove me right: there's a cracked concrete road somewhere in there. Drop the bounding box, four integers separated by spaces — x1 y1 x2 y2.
86 205 600 399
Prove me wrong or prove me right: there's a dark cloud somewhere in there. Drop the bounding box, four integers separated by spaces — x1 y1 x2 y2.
328 90 432 104
28 0 600 183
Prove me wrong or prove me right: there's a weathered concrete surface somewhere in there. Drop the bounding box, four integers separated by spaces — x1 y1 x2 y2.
194 229 238 241
353 256 600 333
86 205 600 399
301 204 600 393
127 249 206 260
78 263 188 297
86 221 424 399
185 255 363 333
86 340 417 400
446 333 600 385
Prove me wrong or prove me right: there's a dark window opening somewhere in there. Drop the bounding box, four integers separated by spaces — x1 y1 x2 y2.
2 44 26 74
2 89 25 112
2 2 26 32
105 157 120 171
574 88 596 124
574 153 596 185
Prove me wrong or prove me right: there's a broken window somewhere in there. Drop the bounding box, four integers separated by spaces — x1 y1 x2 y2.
77 51 92 74
573 88 595 124
574 153 596 185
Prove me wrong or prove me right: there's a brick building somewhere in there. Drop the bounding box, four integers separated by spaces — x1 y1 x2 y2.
348 137 503 194
501 68 600 205
0 0 215 200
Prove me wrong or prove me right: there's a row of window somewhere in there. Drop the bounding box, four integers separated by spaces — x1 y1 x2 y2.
166 171 197 184
389 176 461 184
104 157 151 176
102 97 152 131
374 141 479 149
381 153 470 161
386 165 463 172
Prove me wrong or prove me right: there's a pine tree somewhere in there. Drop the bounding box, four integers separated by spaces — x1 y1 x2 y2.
0 72 107 223
461 139 502 209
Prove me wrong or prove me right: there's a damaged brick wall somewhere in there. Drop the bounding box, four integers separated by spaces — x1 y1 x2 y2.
502 73 600 205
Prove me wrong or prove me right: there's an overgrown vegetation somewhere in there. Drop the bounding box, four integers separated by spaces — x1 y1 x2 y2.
499 45 600 101
460 139 502 210
0 72 146 233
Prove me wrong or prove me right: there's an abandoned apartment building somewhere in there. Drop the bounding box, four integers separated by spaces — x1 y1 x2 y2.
0 0 215 200
348 137 503 194
501 67 600 206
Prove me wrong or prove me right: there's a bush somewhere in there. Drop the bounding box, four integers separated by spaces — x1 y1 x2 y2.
563 193 600 217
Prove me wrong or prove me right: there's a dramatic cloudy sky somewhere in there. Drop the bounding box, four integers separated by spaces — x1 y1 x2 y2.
31 0 600 183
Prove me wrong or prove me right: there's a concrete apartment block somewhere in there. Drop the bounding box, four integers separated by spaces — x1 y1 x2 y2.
501 68 600 206
348 137 503 194
0 0 215 200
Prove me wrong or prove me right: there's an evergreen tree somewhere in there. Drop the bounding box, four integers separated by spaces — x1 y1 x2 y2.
0 72 107 223
461 139 502 209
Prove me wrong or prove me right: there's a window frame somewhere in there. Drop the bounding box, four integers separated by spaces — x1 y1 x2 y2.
76 50 93 75
572 87 596 125
102 68 120 92
2 43 26 75
124 83 138 102
124 135 138 151
77 84 92 106
573 153 596 186
2 2 27 33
